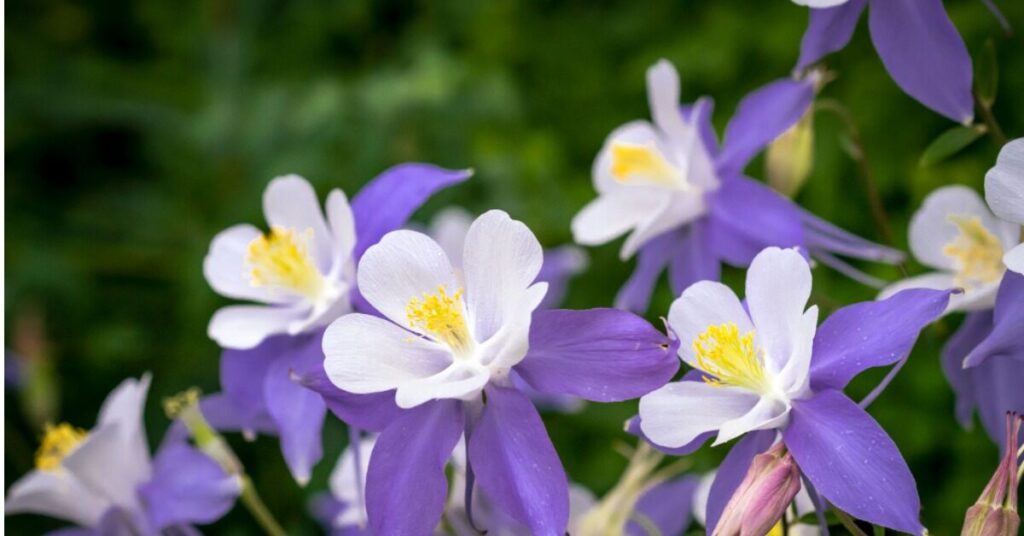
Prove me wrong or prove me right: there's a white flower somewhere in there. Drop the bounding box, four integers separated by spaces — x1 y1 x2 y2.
323 210 547 409
204 175 356 349
792 0 849 7
984 138 1024 275
6 375 154 528
881 185 1020 312
327 435 375 529
639 248 818 448
572 60 719 259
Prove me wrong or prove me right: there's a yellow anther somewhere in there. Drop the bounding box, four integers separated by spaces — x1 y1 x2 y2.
609 142 686 188
406 285 472 354
693 323 768 392
943 215 1005 288
163 387 202 420
35 423 87 471
767 521 785 536
246 225 325 301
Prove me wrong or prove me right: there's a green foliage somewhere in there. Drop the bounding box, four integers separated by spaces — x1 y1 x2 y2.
919 125 987 167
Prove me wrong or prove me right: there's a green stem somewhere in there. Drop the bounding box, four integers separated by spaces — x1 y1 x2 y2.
239 475 288 536
833 507 869 536
974 92 1008 147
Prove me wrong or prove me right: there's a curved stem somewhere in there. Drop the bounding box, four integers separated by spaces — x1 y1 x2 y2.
239 475 288 536
833 507 869 536
975 92 1009 147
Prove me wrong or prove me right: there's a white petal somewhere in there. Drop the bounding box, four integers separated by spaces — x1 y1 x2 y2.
620 191 704 259
356 230 459 328
96 374 153 495
639 381 759 448
63 423 145 513
746 248 813 376
325 189 357 273
777 306 819 398
329 436 375 527
668 281 754 368
462 210 545 341
1005 243 1024 274
985 138 1024 224
952 280 1001 312
909 186 1000 270
203 224 288 304
208 304 306 349
646 60 693 153
4 470 111 527
429 207 474 268
394 361 490 409
571 192 659 248
323 313 452 395
478 283 547 373
793 0 849 7
877 271 998 313
713 396 789 446
263 175 333 271
691 471 716 527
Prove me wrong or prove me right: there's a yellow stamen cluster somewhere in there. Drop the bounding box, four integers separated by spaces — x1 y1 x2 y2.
609 142 685 188
693 322 768 392
406 285 472 354
35 423 87 471
163 387 201 419
943 215 1005 288
246 226 325 301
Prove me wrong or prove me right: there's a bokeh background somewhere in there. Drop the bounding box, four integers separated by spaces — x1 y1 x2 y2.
6 1 1024 533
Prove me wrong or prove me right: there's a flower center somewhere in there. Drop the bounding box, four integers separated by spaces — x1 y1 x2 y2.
35 423 87 471
693 322 769 392
942 215 1005 288
246 226 326 301
609 142 688 189
406 285 473 355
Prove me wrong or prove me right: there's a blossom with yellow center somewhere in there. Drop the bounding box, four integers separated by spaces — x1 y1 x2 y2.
609 142 688 189
693 322 769 392
35 423 87 471
406 285 473 355
246 225 326 301
943 215 1005 288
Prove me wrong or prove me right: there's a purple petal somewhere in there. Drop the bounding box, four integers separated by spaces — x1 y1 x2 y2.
537 245 587 309
868 0 974 123
964 271 1024 368
263 333 328 484
809 288 951 390
516 308 679 402
366 400 463 536
783 390 922 534
351 164 471 259
941 312 994 428
705 430 777 533
669 221 721 296
138 443 240 530
796 0 868 70
198 392 276 436
295 365 404 431
706 177 804 267
626 475 699 536
716 79 814 177
219 338 280 431
615 231 681 314
681 97 719 156
469 385 569 535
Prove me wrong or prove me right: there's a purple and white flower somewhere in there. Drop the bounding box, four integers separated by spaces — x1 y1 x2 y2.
984 139 1024 275
5 375 240 535
202 164 469 484
796 0 974 123
571 60 903 313
323 209 679 535
637 247 950 534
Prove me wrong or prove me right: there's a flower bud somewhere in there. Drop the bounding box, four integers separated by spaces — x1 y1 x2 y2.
715 443 801 536
765 110 814 198
961 413 1021 536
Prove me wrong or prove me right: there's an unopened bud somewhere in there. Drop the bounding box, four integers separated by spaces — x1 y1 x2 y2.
164 388 242 476
961 413 1021 536
766 110 814 198
715 443 801 536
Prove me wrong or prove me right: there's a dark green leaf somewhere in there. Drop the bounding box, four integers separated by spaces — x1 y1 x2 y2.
975 39 999 107
919 125 987 167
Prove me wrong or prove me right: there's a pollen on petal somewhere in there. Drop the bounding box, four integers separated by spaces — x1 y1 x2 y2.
246 225 326 301
406 285 474 355
35 423 88 471
942 215 1005 289
692 322 769 393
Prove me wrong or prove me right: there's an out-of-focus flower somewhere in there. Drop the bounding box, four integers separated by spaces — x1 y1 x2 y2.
715 443 801 536
796 0 974 123
766 110 814 198
638 247 950 534
323 210 679 535
5 375 240 534
571 60 902 313
961 413 1021 536
202 164 468 484
984 139 1024 275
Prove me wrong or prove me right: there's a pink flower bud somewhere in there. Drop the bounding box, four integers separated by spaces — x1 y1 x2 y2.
715 443 801 536
961 413 1022 536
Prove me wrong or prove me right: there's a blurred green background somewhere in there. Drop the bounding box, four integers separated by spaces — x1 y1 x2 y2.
5 0 1023 533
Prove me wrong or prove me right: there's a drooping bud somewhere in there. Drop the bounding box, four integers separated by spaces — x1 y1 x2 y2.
714 442 801 536
164 388 242 476
962 412 1022 536
765 110 814 198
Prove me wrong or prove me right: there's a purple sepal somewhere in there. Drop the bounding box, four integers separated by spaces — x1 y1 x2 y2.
783 390 922 535
469 385 569 535
366 399 463 536
220 339 280 432
705 430 776 534
615 231 680 314
626 475 700 536
517 308 678 402
715 79 814 178
867 0 974 123
942 312 995 429
295 365 404 432
536 245 586 309
682 97 719 156
351 164 471 259
964 271 1024 368
707 177 804 267
669 221 721 297
138 443 240 530
809 288 951 391
796 0 867 70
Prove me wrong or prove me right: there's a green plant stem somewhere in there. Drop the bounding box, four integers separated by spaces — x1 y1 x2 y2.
239 475 288 536
833 507 869 536
975 92 1008 147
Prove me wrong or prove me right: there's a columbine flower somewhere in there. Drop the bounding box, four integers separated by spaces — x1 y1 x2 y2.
202 164 468 484
796 0 973 123
571 59 902 313
5 375 240 534
881 185 1021 312
323 209 679 535
638 247 951 534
